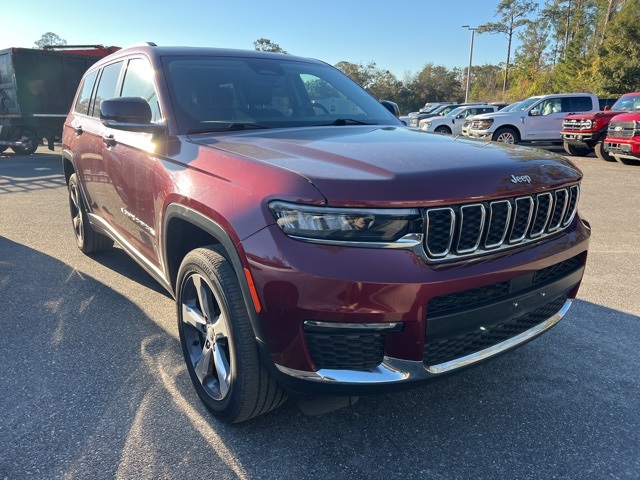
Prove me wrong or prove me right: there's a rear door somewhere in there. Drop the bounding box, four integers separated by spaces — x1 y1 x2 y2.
72 60 125 221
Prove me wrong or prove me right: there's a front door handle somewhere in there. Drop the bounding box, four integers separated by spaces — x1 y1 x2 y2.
103 134 116 147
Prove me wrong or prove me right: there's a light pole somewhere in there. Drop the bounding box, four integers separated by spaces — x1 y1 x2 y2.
462 25 478 104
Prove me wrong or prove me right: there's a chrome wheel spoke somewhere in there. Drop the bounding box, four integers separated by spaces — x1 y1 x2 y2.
193 275 214 321
194 342 213 384
211 311 230 340
182 302 207 334
213 341 231 398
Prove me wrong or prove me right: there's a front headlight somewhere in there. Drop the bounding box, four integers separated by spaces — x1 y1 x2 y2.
269 201 421 242
477 119 494 129
583 120 593 129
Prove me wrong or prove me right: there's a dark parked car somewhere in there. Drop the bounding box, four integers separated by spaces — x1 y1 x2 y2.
63 44 591 423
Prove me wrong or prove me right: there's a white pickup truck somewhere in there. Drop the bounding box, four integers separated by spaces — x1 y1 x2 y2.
466 93 600 145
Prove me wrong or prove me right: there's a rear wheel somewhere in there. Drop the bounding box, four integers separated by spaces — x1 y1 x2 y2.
11 130 38 155
68 173 114 253
594 140 615 162
177 247 287 423
492 127 519 144
563 142 592 156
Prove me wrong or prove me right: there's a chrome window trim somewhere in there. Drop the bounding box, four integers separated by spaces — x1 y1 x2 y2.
457 204 486 254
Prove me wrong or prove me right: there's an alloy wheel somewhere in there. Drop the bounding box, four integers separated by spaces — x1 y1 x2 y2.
180 272 232 401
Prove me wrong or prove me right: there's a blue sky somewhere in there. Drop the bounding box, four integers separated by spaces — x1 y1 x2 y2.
2 0 542 79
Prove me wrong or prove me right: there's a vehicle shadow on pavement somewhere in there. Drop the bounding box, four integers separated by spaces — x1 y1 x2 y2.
0 237 240 477
227 298 640 479
1 235 638 479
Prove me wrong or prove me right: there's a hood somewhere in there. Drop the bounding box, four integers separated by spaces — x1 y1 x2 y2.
564 110 621 121
191 126 581 207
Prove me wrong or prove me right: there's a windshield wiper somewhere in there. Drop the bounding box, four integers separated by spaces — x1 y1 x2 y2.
322 118 377 126
187 122 269 134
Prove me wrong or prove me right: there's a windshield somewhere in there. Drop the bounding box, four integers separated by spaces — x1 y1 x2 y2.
445 107 465 117
502 102 521 112
513 97 542 111
611 94 640 112
162 56 400 133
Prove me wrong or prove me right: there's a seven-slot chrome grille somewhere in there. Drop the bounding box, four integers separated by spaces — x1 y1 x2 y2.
424 185 580 261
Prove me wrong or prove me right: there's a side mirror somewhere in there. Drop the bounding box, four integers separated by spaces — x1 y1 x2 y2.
603 105 611 111
100 97 165 133
380 100 400 117
530 109 541 116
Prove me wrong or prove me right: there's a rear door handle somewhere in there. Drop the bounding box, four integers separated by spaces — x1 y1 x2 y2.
103 134 116 147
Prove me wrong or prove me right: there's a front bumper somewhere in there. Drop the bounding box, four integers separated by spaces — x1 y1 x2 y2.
467 129 493 140
242 215 590 394
561 132 598 148
605 139 640 162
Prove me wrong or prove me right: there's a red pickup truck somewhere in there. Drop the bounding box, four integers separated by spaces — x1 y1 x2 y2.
561 92 640 161
605 112 640 164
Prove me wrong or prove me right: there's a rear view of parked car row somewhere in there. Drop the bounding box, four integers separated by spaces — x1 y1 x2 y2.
412 92 640 165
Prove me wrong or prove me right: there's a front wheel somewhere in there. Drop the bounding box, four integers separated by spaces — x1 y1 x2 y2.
492 127 519 144
563 142 592 156
177 247 286 423
594 140 615 162
68 173 113 253
11 130 38 155
434 126 451 134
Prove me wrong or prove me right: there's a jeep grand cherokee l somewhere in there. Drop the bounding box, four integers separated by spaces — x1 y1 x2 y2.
62 44 591 423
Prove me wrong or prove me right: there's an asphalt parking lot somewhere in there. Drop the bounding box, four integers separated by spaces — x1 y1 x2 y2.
1 145 639 479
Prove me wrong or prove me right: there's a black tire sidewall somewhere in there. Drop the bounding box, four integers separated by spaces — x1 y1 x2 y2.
176 249 253 422
68 173 88 251
493 128 519 144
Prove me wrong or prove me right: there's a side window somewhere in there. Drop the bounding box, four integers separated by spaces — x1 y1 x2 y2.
563 96 592 113
73 70 98 115
120 58 161 122
537 98 562 116
91 61 124 118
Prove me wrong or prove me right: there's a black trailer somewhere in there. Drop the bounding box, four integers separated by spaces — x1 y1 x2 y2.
0 46 117 155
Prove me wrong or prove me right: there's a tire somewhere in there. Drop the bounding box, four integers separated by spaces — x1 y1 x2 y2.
434 126 451 134
594 140 616 162
492 127 519 145
68 173 114 253
177 247 287 423
563 142 592 156
11 130 38 155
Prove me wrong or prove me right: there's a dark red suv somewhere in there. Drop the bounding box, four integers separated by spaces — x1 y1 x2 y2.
62 44 591 422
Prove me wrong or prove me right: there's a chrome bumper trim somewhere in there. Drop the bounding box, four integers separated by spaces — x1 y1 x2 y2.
275 299 572 384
